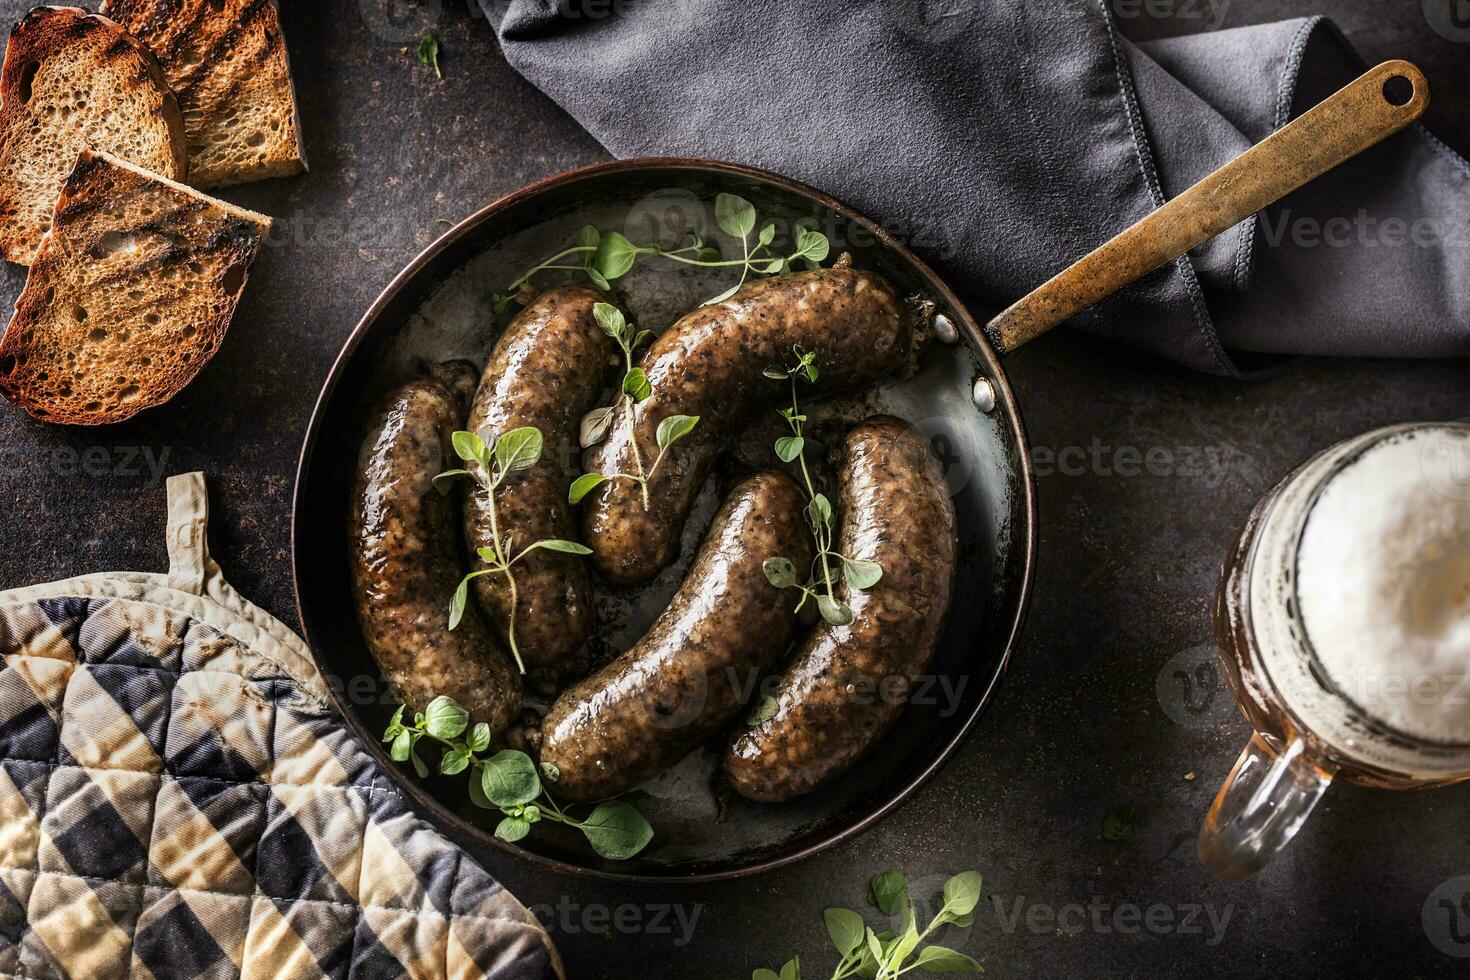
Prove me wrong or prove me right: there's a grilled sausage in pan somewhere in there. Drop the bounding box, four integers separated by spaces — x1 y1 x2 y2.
464 285 615 691
541 472 813 803
723 416 956 802
350 365 522 734
582 262 912 587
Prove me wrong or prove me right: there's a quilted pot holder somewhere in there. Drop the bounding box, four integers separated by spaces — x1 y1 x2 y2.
0 473 562 980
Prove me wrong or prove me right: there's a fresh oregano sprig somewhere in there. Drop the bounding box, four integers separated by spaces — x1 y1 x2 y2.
754 869 984 979
568 303 699 511
491 194 831 314
435 425 592 672
383 696 654 861
416 34 442 79
761 349 883 628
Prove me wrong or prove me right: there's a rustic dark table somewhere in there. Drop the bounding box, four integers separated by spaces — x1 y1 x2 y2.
2 2 1468 976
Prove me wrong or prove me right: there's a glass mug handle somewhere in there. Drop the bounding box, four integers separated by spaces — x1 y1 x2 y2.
1197 733 1334 879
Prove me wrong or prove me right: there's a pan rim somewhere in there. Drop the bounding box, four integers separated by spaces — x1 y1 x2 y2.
291 156 1037 884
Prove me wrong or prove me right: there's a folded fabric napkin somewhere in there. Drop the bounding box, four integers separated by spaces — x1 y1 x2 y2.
481 0 1470 377
0 474 560 979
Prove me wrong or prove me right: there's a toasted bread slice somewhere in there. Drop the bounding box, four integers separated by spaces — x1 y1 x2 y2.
0 149 271 425
102 0 307 189
0 6 186 265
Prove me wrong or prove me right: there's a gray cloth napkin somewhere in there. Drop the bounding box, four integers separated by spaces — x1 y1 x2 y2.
480 0 1470 377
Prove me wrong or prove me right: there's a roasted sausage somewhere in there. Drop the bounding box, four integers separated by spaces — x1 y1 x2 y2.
350 365 522 734
540 472 814 802
464 285 615 691
583 263 911 587
722 416 956 802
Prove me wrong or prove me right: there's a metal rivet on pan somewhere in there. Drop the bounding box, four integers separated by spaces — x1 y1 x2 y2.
972 377 996 414
932 313 958 345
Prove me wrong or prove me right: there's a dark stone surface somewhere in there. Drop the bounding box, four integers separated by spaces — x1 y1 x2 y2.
1 1 1467 976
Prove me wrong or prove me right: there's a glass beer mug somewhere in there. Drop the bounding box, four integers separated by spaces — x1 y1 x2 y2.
1199 422 1470 879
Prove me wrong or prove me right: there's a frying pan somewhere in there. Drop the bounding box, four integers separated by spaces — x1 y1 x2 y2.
292 61 1426 881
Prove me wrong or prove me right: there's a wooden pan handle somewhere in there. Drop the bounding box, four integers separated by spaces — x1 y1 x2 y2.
984 60 1430 354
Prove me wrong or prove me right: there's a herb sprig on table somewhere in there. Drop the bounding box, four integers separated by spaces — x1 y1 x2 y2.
383 696 653 860
416 34 442 79
435 425 591 671
754 870 984 979
567 303 699 511
761 349 883 628
493 194 831 314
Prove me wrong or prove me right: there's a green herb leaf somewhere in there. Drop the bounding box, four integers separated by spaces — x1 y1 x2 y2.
448 577 470 631
451 430 486 464
911 946 983 973
432 469 471 494
843 558 884 590
593 232 638 281
705 283 741 306
383 704 407 740
410 749 428 778
792 226 831 264
655 414 699 450
763 557 799 589
587 268 611 291
467 722 491 754
569 472 608 505
417 34 441 79
763 365 790 380
757 258 785 275
865 929 886 968
941 872 983 918
466 763 492 809
818 595 855 627
623 368 652 402
753 971 781 980
775 435 805 463
747 696 779 726
389 729 412 763
887 926 922 971
593 302 627 340
527 539 594 556
823 908 866 957
806 494 833 529
757 223 776 247
494 426 543 474
632 329 655 350
495 816 532 844
480 750 542 808
870 872 909 915
715 193 757 239
423 696 469 741
579 802 654 860
779 958 801 980
580 406 616 448
439 746 471 776
576 224 601 250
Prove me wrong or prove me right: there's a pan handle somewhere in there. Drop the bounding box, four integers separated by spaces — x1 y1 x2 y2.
984 60 1429 354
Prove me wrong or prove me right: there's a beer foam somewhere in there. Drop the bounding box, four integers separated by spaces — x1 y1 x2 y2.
1296 428 1470 744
